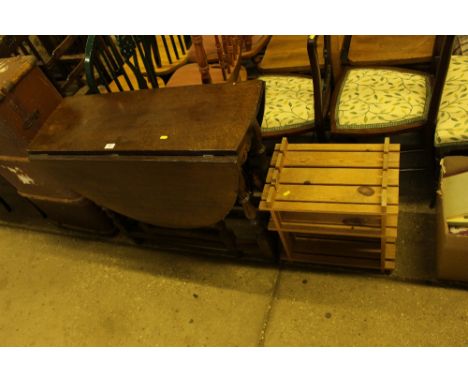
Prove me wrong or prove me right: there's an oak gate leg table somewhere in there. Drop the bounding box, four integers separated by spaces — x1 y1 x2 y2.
28 80 274 259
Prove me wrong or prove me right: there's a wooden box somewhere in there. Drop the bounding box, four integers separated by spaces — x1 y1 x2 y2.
0 56 114 234
0 56 62 156
0 174 44 222
436 156 468 282
260 138 400 272
0 156 78 199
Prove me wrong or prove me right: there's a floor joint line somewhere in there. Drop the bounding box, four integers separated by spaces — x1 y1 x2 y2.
257 267 282 346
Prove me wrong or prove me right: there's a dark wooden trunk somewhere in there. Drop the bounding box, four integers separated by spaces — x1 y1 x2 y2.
0 56 114 233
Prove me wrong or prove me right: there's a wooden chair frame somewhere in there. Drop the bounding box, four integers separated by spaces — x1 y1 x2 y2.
0 35 86 95
329 36 455 146
241 35 271 60
192 35 243 84
308 35 333 141
340 35 443 68
84 35 162 94
261 35 332 140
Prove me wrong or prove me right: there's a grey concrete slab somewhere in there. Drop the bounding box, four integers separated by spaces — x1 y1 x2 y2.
0 226 277 346
264 269 468 346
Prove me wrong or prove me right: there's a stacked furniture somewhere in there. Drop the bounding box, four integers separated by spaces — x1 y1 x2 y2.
0 34 465 274
0 56 114 234
84 35 191 94
0 35 87 96
167 36 246 87
27 80 274 259
186 36 271 64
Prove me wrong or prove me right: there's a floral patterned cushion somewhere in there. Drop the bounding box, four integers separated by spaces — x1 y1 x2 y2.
335 68 430 130
435 55 468 148
258 75 314 133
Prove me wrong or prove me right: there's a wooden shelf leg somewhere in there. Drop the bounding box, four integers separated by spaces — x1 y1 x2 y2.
271 210 294 259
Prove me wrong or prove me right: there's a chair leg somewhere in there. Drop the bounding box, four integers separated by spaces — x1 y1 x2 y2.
423 128 439 209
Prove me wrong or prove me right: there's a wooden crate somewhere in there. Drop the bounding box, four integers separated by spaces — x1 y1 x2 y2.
259 137 400 272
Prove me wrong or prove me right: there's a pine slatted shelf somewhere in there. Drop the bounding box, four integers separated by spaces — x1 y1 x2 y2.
259 137 400 272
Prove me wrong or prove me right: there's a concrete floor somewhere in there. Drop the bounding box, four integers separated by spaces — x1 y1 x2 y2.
1 222 468 346
1 160 467 346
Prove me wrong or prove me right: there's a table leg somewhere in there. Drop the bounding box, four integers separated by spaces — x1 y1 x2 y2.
247 123 269 189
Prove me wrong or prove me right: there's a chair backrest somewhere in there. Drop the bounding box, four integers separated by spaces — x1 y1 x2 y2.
153 35 190 69
339 35 440 69
191 35 243 84
43 36 86 95
0 35 86 95
307 35 333 140
240 35 271 59
242 36 253 52
85 35 163 94
0 36 47 63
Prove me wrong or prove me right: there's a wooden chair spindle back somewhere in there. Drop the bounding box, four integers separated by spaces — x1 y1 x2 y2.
85 35 162 94
192 35 212 84
307 35 333 140
191 35 243 84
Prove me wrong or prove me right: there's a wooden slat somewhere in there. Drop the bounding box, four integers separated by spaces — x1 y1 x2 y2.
294 236 381 258
295 237 396 261
268 220 398 240
262 184 399 205
266 167 400 186
259 200 399 215
385 260 395 271
385 243 396 260
281 236 397 271
261 184 272 202
280 211 398 228
271 151 400 169
271 210 293 259
285 252 381 270
386 236 396 244
273 143 401 152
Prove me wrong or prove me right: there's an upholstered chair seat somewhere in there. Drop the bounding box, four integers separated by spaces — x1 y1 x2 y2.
332 68 431 133
435 55 468 148
258 75 315 135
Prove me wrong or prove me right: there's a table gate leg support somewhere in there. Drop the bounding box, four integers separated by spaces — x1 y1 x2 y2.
215 220 240 257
